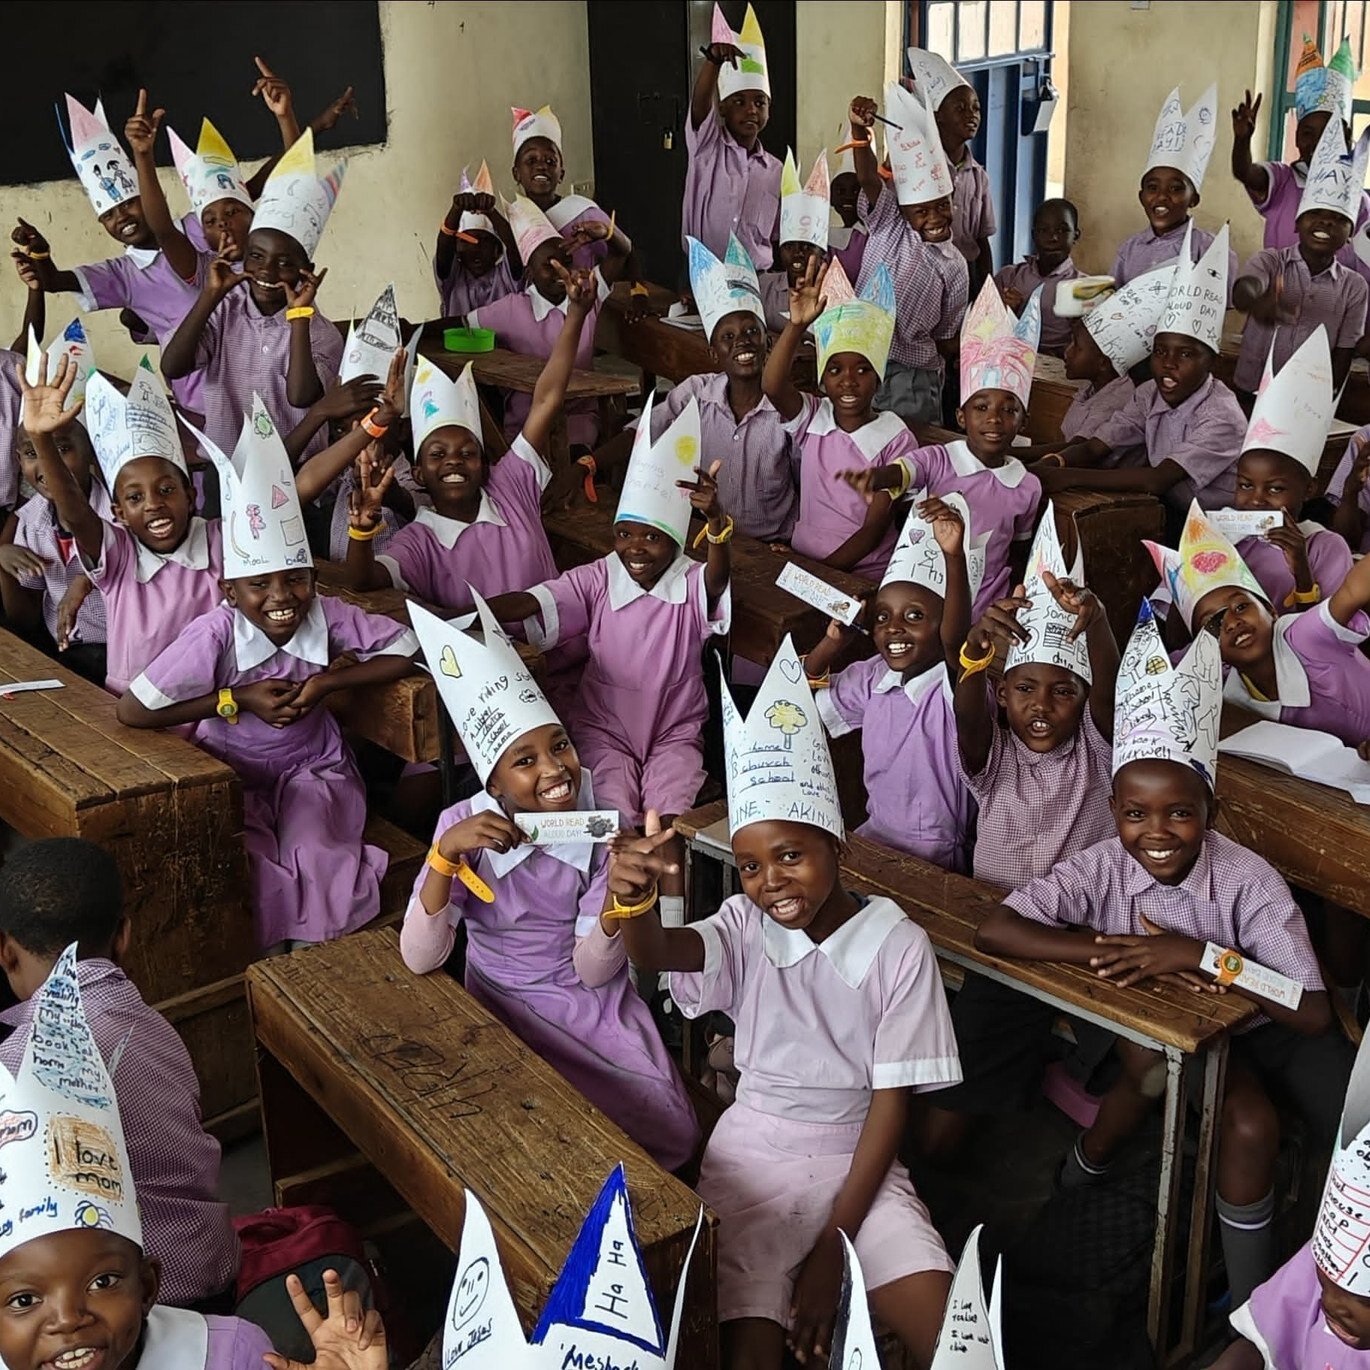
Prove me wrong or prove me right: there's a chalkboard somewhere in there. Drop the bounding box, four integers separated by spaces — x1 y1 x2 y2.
6 0 386 189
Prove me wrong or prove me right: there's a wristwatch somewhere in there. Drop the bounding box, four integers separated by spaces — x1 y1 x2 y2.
216 688 240 724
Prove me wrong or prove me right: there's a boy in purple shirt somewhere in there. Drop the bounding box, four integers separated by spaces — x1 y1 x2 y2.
994 199 1083 357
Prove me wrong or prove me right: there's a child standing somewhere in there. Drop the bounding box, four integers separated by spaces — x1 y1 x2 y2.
829 144 868 283
994 198 1083 357
402 595 699 1172
608 639 960 1369
434 161 518 314
758 150 831 331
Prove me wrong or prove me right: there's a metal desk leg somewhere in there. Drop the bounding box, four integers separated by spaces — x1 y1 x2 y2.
1149 1047 1190 1356
1179 1039 1228 1359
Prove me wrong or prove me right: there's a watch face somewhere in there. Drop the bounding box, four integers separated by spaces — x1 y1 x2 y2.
1220 951 1244 977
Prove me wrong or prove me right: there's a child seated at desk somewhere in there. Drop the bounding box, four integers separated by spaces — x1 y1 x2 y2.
966 602 1349 1307
994 198 1083 358
434 160 517 314
757 149 830 332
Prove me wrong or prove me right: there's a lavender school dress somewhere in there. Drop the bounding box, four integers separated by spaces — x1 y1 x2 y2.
130 597 416 948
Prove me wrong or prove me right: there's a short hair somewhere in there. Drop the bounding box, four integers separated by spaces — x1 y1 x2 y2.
0 839 124 958
1035 197 1080 230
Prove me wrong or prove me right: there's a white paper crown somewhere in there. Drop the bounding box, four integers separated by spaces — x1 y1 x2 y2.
721 635 844 841
459 161 498 235
251 128 347 260
1005 503 1092 684
1299 117 1370 223
61 95 138 218
688 234 764 343
1295 34 1357 125
26 318 92 419
813 264 897 380
341 282 419 414
167 118 251 219
881 490 988 604
84 358 187 491
780 149 830 249
617 392 699 546
1156 222 1229 355
885 80 954 207
1145 499 1268 630
828 1234 882 1370
713 4 770 101
1242 326 1336 475
1081 262 1177 374
443 1166 703 1370
931 1227 1006 1370
961 279 1041 409
1314 1024 1370 1293
906 46 970 111
411 355 482 451
1143 84 1219 192
512 105 563 159
507 195 563 263
411 594 559 785
1113 599 1223 786
0 945 142 1261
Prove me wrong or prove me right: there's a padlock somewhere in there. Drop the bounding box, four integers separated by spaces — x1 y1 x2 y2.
663 129 675 151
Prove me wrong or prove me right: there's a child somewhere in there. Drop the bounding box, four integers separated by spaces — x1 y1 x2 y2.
758 150 830 331
994 198 1083 357
0 255 46 516
803 496 980 870
1231 119 1369 401
607 638 960 1368
116 399 418 951
1329 429 1370 553
970 602 1347 1306
682 4 781 270
434 160 518 314
829 144 868 283
0 839 237 1311
1150 501 1370 747
401 596 699 1172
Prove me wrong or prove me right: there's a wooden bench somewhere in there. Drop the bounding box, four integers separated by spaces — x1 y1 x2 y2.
672 800 1254 1367
247 928 716 1363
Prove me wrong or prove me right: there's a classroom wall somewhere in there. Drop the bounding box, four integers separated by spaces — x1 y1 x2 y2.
1063 0 1278 276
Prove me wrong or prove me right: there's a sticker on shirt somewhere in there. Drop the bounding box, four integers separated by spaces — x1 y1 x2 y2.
1202 942 1304 1010
1206 508 1281 541
776 562 863 627
514 810 620 845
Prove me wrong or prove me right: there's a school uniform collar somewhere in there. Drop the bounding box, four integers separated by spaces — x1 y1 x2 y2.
1281 241 1347 281
1026 254 1078 281
1222 608 1312 714
133 516 211 583
414 497 506 548
807 400 909 464
124 244 161 270
472 769 599 877
137 1305 210 1370
233 595 331 673
606 551 690 609
700 371 777 423
945 439 1029 488
1121 835 1219 908
1138 219 1193 247
526 269 608 322
761 894 907 988
873 657 943 705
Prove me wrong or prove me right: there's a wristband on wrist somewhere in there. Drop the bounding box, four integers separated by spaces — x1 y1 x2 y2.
888 459 911 502
428 847 497 903
360 409 389 439
1286 583 1321 606
692 515 734 548
216 688 239 723
347 522 384 541
24 248 50 261
608 884 660 919
958 640 996 680
285 305 315 321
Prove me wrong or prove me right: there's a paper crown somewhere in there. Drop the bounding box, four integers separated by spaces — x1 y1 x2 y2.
458 161 498 235
411 594 560 785
507 195 563 262
813 264 897 380
931 1227 1006 1370
0 945 142 1262
821 257 857 308
341 283 420 414
1146 499 1267 630
688 234 764 343
26 318 92 418
411 355 482 451
444 1166 703 1370
1156 222 1229 355
780 149 830 249
881 490 988 604
1242 325 1336 475
834 111 856 177
1080 262 1177 374
84 357 187 490
828 1234 881 1370
1142 84 1219 192
1299 115 1370 222
61 95 138 218
251 128 346 260
905 46 971 111
1314 1025 1370 1294
1295 34 1357 125
721 635 844 841
167 118 251 219
713 3 770 101
1005 504 1092 684
512 105 563 159
961 279 1041 409
885 80 953 207
617 392 700 546
1113 599 1223 785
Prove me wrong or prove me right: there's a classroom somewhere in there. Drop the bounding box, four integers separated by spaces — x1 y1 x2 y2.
2 1 1370 1368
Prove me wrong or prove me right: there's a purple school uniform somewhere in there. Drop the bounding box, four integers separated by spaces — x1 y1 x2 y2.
399 779 698 1171
1093 375 1247 511
818 657 972 870
1222 600 1370 746
14 482 110 645
139 1306 275 1369
1251 160 1370 286
930 239 972 342
0 349 21 508
129 597 416 948
85 518 224 695
0 959 237 1306
528 554 730 825
832 223 869 283
194 289 343 462
433 250 518 317
648 371 798 542
1111 221 1239 302
993 255 1083 356
951 152 996 264
1060 375 1137 443
785 395 949 581
1326 425 1370 552
858 188 947 372
1230 1242 1363 1369
757 270 790 332
682 108 781 270
327 455 427 562
1233 245 1368 392
1237 523 1353 611
669 894 958 1324
964 706 1115 887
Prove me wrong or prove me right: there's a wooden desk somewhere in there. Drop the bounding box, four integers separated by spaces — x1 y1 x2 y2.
1214 331 1370 427
248 929 716 1364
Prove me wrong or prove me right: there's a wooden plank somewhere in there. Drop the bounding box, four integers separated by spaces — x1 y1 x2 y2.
419 344 640 400
365 814 426 919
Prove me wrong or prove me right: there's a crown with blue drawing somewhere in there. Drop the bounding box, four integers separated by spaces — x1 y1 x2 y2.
688 233 764 344
812 263 896 380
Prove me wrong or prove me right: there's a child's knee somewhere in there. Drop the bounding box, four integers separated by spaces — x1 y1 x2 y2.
1116 1041 1167 1097
1221 1086 1280 1157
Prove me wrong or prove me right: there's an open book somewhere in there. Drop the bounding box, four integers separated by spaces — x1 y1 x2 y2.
1218 721 1370 804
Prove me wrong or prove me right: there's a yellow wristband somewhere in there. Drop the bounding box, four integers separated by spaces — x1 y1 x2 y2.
426 845 462 878
706 515 734 544
958 640 996 680
348 522 384 541
888 459 911 502
608 884 660 920
24 249 50 261
1286 583 1321 606
428 847 496 903
285 305 315 321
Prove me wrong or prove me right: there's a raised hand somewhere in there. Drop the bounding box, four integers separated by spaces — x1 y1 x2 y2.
706 41 746 67
282 266 328 311
12 251 41 292
252 56 295 120
1231 89 1262 140
787 252 830 330
605 810 678 914
679 460 725 526
17 355 80 434
261 1270 387 1370
347 444 394 532
11 219 50 258
1042 569 1103 642
312 86 358 134
124 88 164 157
919 495 965 555
317 376 384 423
849 96 877 133
966 586 1032 658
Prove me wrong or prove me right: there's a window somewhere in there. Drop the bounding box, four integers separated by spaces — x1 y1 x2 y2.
922 0 1053 63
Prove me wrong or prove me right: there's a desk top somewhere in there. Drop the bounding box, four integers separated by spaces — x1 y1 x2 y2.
420 344 639 400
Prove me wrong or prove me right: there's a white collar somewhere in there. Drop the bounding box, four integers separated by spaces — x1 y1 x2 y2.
873 658 943 704
473 769 599 877
133 516 211 583
760 894 907 989
945 439 1029 488
807 400 910 464
606 551 690 609
139 1306 210 1370
414 497 506 548
124 244 161 270
233 596 331 673
1222 610 1311 714
527 268 607 322
544 194 598 228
